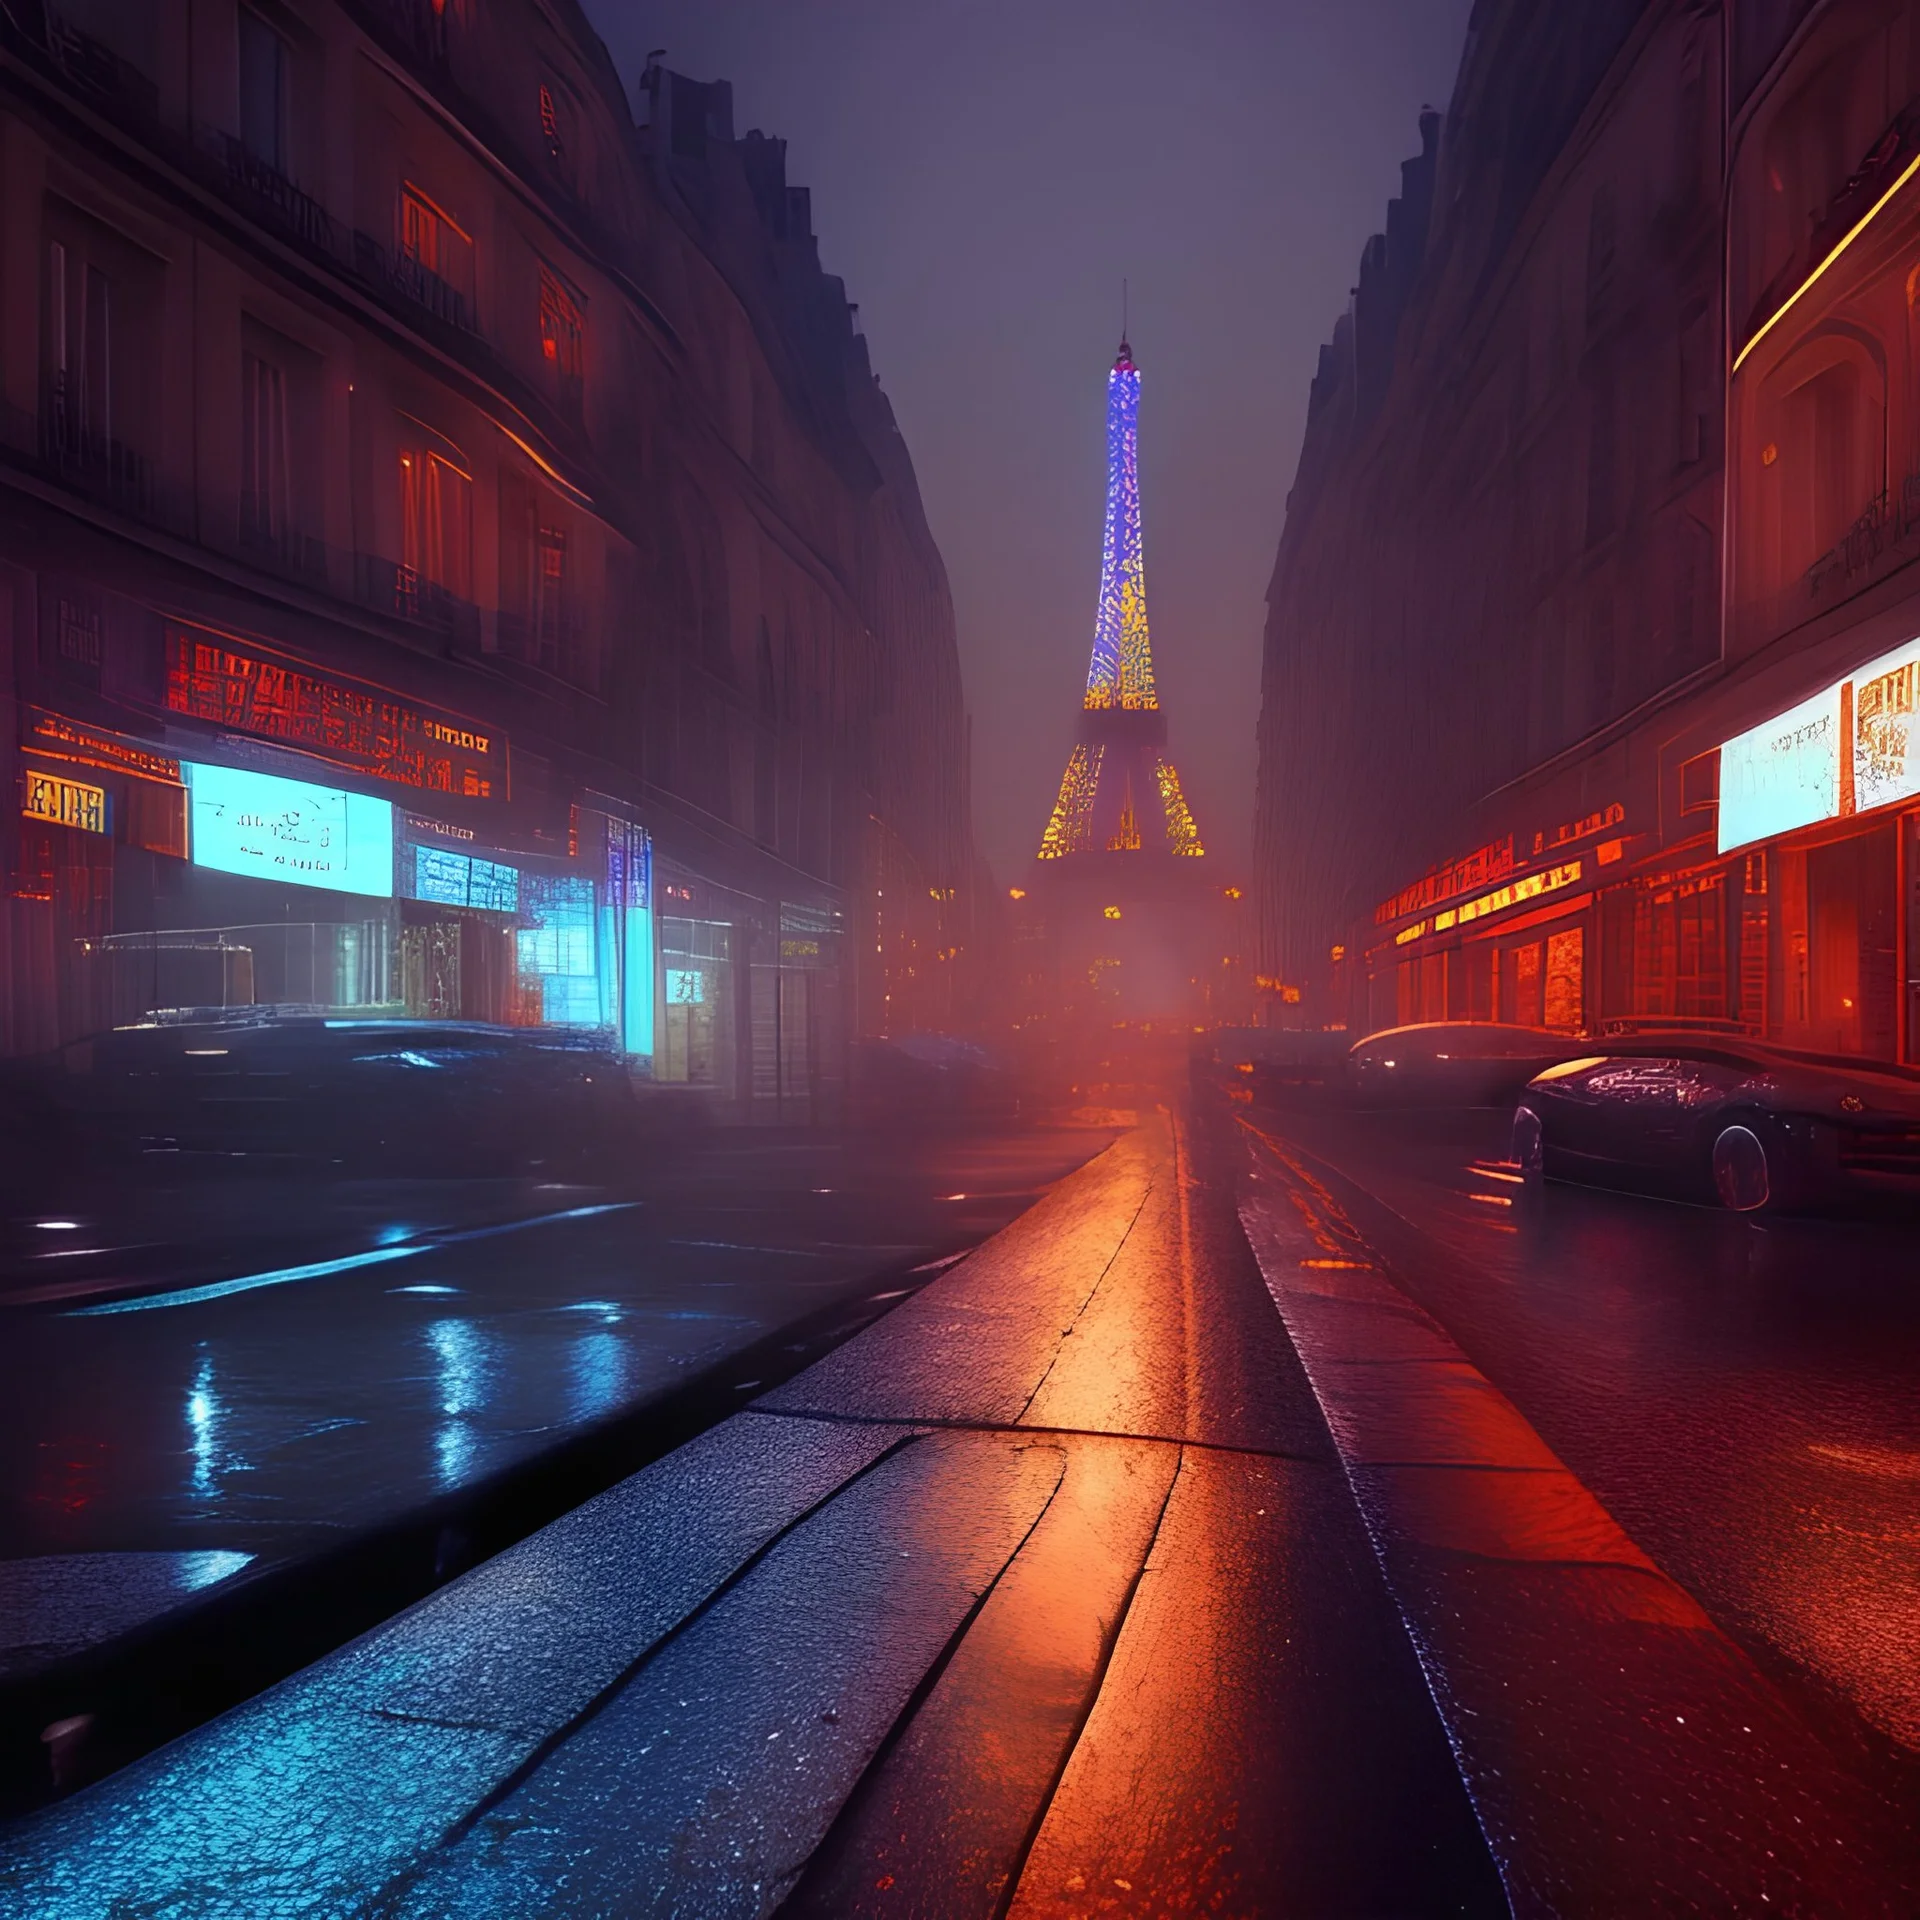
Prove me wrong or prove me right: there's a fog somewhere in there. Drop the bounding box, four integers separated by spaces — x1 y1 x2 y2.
586 0 1473 881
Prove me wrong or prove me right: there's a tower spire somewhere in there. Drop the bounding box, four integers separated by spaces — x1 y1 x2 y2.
1036 336 1206 863
1082 336 1156 710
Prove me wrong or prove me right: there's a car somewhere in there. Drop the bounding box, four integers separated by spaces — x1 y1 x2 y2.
28 1011 639 1181
1511 1034 1920 1212
1345 1022 1597 1108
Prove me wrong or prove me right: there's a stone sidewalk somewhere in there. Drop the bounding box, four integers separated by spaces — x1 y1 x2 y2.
0 1104 1497 1919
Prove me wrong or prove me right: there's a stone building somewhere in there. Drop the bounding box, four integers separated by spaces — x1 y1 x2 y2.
0 0 973 1118
1255 0 1726 1035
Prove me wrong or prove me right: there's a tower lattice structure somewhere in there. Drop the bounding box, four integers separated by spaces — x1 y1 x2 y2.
1037 339 1206 864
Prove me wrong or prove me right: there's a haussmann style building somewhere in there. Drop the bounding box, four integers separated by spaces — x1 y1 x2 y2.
1255 0 1920 1073
0 0 975 1120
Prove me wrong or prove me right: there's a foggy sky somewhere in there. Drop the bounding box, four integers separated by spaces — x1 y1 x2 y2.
584 0 1473 883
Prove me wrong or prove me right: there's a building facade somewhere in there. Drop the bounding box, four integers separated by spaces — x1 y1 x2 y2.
1255 0 1746 1045
0 0 974 1118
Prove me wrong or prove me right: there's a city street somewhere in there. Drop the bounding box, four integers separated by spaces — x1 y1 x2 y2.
0 1122 1117 1802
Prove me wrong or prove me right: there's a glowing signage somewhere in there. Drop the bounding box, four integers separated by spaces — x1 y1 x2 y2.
1445 860 1584 929
1719 685 1842 852
185 762 394 896
412 844 520 912
166 627 503 798
27 711 180 784
23 770 108 833
1376 835 1515 925
667 969 705 1005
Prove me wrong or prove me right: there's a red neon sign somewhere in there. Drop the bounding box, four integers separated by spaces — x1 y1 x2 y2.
164 626 504 800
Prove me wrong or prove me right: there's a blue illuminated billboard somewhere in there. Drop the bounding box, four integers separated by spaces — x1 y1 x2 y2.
184 762 394 897
411 844 520 912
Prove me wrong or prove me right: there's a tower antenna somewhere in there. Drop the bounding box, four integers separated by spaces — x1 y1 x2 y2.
1122 277 1129 347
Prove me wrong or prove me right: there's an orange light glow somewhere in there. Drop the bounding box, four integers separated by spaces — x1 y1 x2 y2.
1223 886 1243 900
1008 886 1027 900
1103 905 1122 919
1733 149 1920 374
1467 1192 1514 1208
1300 1258 1370 1269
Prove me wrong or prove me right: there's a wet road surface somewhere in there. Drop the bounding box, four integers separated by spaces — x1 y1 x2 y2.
0 1102 1503 1918
1240 1095 1920 1906
0 1127 1114 1685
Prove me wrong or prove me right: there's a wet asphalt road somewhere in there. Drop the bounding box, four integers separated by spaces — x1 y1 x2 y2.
1249 1098 1920 1800
2 1099 1506 1919
0 1127 1116 1675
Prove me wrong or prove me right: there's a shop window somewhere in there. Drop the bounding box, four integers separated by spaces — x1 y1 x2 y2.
658 916 734 1087
1774 826 1897 1057
237 5 291 175
1506 942 1543 1028
1544 928 1585 1031
516 873 603 1026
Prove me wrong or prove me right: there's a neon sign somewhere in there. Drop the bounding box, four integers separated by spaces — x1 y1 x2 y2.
185 762 394 896
27 711 181 784
23 770 107 833
1376 836 1516 924
166 627 504 799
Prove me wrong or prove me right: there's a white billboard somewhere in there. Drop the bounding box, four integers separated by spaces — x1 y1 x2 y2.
1718 684 1843 853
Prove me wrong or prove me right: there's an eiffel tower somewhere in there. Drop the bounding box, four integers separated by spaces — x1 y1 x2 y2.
1037 336 1206 867
1026 336 1214 1027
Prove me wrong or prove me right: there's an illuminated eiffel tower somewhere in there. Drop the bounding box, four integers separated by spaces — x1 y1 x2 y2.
1037 336 1206 866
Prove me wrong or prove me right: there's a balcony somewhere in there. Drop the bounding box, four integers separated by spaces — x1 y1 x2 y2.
1806 475 1920 602
349 0 450 76
41 11 158 127
356 554 481 649
237 520 333 591
352 231 474 335
34 373 176 528
199 131 336 257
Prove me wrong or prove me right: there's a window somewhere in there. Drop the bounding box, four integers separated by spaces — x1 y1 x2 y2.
398 433 472 604
535 525 567 672
399 186 474 309
538 268 584 408
237 6 290 173
45 239 113 448
240 351 289 546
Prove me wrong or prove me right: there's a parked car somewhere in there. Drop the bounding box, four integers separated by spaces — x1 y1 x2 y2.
1512 1035 1920 1212
1345 1023 1596 1108
23 1011 639 1181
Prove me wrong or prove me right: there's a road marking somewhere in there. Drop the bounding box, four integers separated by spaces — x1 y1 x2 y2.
67 1205 636 1316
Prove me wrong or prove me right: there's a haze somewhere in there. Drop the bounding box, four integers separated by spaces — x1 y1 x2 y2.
584 0 1474 880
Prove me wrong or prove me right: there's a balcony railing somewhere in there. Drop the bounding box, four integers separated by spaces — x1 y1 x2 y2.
1806 475 1920 600
35 372 165 524
352 231 474 334
201 131 336 256
356 554 482 648
43 13 159 126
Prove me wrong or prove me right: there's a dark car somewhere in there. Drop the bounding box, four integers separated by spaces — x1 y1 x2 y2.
1346 1022 1597 1108
1512 1035 1920 1212
24 1011 638 1182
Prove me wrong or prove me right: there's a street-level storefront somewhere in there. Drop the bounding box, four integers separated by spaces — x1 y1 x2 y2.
11 613 658 1065
1366 806 1624 1034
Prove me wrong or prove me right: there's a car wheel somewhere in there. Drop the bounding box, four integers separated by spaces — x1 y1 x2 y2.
1512 1105 1544 1183
1711 1124 1770 1211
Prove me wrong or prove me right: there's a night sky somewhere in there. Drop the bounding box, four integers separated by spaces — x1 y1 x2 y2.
584 0 1473 882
